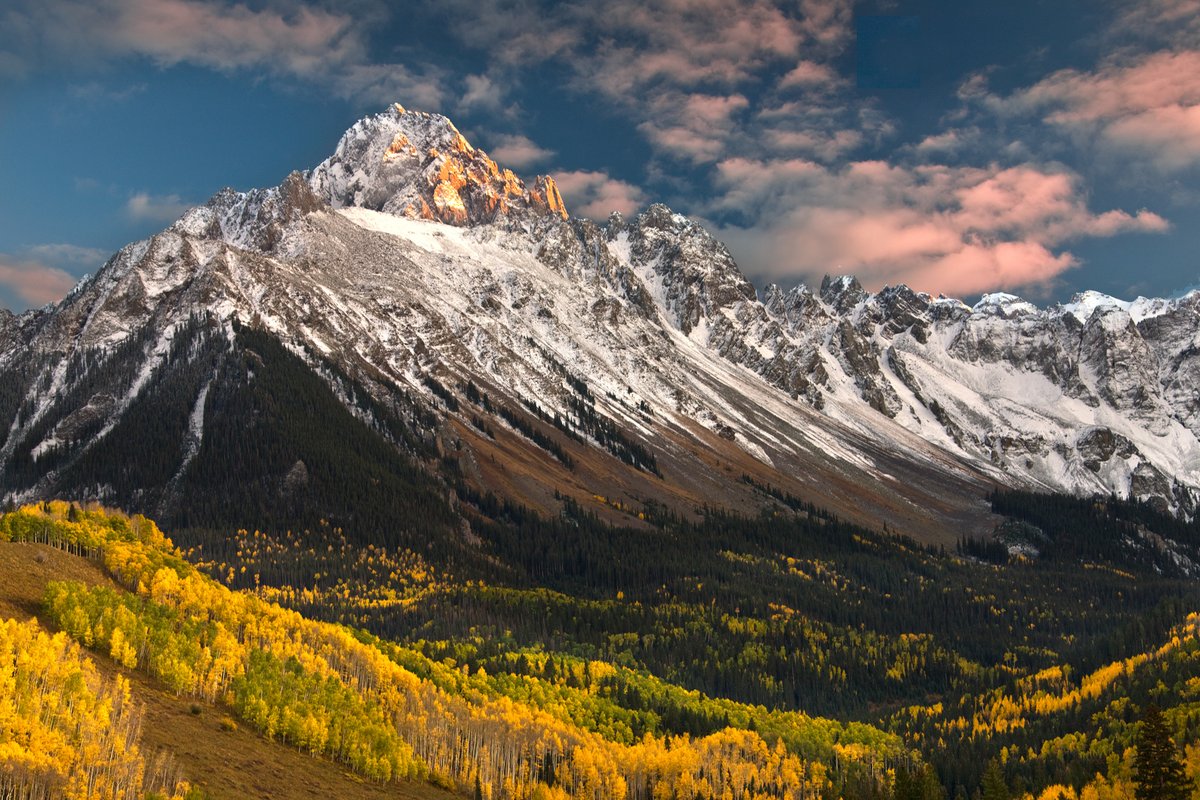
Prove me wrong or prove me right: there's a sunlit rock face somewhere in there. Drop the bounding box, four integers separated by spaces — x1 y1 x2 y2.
308 103 568 226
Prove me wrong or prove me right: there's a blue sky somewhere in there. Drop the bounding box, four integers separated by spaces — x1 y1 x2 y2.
1 0 1198 310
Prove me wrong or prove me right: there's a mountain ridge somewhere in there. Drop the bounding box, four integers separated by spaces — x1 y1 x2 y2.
2 103 1199 543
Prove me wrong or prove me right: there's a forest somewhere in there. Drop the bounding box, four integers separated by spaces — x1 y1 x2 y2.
3 485 1200 800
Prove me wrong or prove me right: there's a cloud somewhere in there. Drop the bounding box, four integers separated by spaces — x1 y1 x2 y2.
636 93 751 164
126 191 192 222
0 254 78 307
709 159 1167 297
1 0 357 75
778 60 841 90
435 0 855 167
1110 0 1200 49
68 81 147 104
331 63 445 110
485 134 555 170
461 74 497 110
0 0 447 108
571 1 851 164
1100 103 1200 171
985 50 1200 171
912 130 968 156
25 243 108 265
553 170 646 218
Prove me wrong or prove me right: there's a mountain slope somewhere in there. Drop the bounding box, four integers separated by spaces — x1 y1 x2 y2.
1 103 1198 543
0 538 444 800
4 502 911 800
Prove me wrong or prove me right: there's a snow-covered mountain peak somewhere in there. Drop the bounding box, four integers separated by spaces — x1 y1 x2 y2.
1058 290 1134 323
972 292 1040 318
307 103 567 226
616 204 757 334
819 275 868 314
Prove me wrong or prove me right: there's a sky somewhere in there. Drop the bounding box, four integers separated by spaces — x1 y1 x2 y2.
1 0 1199 311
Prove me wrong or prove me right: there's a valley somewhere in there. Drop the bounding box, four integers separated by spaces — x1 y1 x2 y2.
3 104 1200 800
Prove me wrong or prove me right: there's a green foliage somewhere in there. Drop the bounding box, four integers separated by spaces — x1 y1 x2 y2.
989 491 1200 575
171 325 461 555
231 650 419 781
1134 705 1191 800
981 760 1009 800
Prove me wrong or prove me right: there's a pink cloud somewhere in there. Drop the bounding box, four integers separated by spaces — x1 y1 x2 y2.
1112 0 1200 48
1022 51 1200 122
115 0 356 75
638 123 730 163
1102 103 1200 171
778 60 840 89
763 128 862 160
0 255 78 307
798 0 854 48
685 93 750 124
7 0 358 76
911 241 1078 298
553 170 646 218
432 0 855 167
709 158 1168 297
993 50 1200 170
485 134 555 169
633 92 752 164
913 130 966 155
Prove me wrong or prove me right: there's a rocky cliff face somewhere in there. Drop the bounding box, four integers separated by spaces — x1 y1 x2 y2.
2 103 1199 538
308 103 567 226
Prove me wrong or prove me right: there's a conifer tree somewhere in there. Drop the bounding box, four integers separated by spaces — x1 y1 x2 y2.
980 760 1008 800
1134 704 1191 800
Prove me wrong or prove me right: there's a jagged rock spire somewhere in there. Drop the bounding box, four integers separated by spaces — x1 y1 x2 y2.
308 103 568 226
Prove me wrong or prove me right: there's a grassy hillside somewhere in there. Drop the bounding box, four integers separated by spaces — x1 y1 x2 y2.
0 520 448 800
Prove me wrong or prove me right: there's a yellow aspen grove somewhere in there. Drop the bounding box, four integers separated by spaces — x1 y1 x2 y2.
0 617 193 800
25 504 896 800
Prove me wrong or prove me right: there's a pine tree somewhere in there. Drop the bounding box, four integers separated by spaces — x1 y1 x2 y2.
980 760 1008 800
1134 704 1192 800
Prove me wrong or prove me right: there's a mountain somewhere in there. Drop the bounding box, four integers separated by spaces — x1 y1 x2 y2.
2 103 1199 548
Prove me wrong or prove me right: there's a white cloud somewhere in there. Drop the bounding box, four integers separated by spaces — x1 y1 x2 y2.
25 243 108 265
126 191 192 222
486 134 555 170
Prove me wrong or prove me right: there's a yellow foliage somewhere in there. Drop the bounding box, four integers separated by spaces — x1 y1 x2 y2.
0 616 191 799
24 505 858 800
